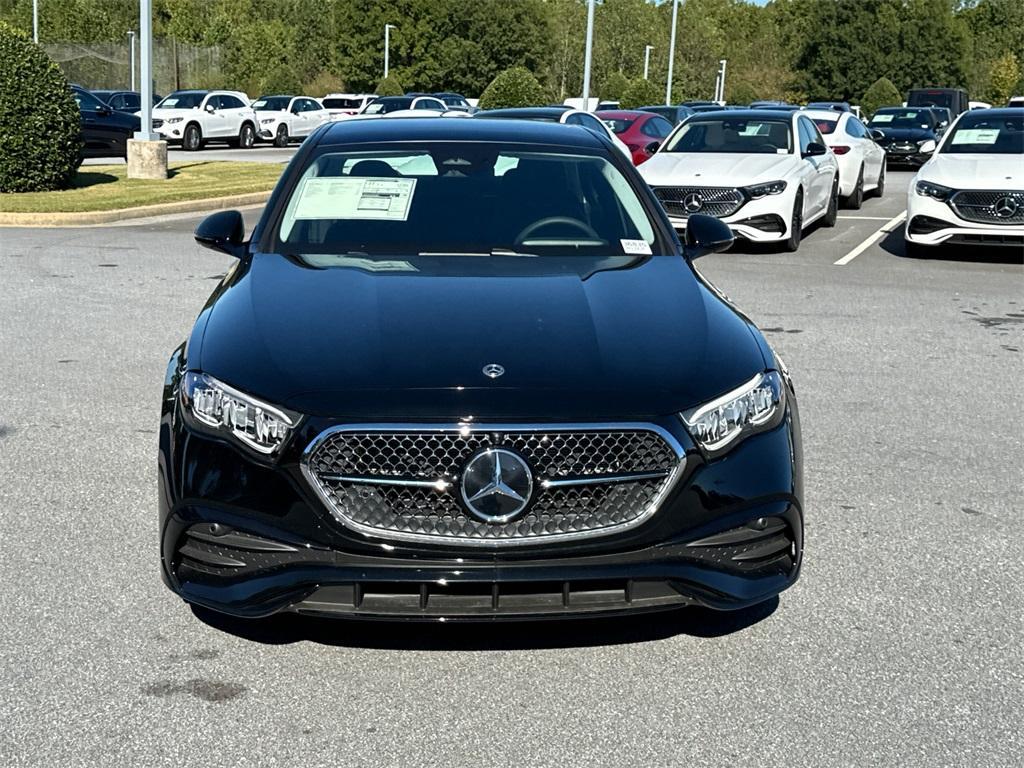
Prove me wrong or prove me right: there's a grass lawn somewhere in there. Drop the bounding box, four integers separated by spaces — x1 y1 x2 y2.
0 161 282 213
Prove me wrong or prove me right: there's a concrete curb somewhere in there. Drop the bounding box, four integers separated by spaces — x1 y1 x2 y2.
0 191 272 227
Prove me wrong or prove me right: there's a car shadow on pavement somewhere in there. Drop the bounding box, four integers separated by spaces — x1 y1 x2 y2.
190 597 779 650
881 228 1024 264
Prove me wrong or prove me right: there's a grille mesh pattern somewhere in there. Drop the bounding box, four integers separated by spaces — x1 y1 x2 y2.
305 429 679 543
950 190 1024 225
653 186 744 219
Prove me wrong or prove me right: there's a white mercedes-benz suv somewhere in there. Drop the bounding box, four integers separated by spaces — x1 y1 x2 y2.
640 109 839 251
905 108 1023 256
150 90 257 150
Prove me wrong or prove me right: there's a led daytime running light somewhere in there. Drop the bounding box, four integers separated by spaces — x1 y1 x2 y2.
682 372 783 454
182 372 298 455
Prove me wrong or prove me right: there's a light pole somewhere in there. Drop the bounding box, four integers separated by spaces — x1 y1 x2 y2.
665 0 679 104
644 45 653 81
716 59 727 102
384 23 396 80
32 0 38 43
127 30 136 91
128 0 166 180
581 0 595 108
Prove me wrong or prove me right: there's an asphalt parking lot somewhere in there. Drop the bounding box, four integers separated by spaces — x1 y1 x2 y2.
1 169 1022 767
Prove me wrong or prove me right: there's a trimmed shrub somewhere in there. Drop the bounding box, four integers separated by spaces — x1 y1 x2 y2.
478 67 547 110
599 71 631 102
619 78 663 110
860 77 902 119
0 22 82 193
375 75 405 97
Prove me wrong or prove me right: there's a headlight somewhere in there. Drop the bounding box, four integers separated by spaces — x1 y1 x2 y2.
260 118 275 125
181 372 300 456
743 180 787 199
915 180 953 201
165 117 183 124
681 372 785 456
917 139 936 153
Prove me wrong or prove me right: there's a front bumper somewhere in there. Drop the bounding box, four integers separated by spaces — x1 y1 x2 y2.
883 147 931 167
664 192 795 243
905 191 1024 247
159 378 804 621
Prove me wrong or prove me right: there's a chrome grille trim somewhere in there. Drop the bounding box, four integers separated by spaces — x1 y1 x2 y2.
300 423 687 547
653 186 745 219
949 189 1024 226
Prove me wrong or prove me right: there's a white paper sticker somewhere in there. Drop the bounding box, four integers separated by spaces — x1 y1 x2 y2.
739 123 769 136
871 114 894 124
621 239 652 255
951 128 999 145
292 177 417 221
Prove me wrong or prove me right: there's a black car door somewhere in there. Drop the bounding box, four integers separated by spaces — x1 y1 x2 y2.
74 89 124 157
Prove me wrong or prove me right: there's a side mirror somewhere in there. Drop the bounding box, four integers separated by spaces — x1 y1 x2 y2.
95 104 111 116
803 141 827 158
291 107 301 114
869 129 885 141
204 103 216 113
684 214 734 258
194 210 246 258
644 141 661 155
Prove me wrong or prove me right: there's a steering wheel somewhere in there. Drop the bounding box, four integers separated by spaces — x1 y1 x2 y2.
513 216 602 247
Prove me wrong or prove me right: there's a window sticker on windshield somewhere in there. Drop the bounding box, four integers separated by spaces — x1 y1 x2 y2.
292 177 417 221
739 124 769 136
871 114 894 123
621 239 652 255
951 128 999 145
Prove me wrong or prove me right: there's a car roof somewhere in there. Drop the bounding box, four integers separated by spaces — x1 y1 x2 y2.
688 109 797 121
802 109 846 121
257 94 296 100
478 107 572 119
959 107 1023 119
318 115 607 150
595 110 654 120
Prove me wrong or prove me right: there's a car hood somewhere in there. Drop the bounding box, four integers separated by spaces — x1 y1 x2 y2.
196 254 769 420
150 107 203 119
919 153 1023 188
640 152 795 186
872 126 934 142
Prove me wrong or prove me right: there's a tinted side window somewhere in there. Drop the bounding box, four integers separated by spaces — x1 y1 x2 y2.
125 94 141 110
578 114 605 133
797 118 814 152
302 99 318 112
563 113 581 125
641 117 673 138
220 95 245 109
74 89 105 110
204 94 221 110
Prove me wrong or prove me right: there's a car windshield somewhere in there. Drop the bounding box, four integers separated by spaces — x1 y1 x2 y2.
323 97 362 109
272 145 659 260
254 97 290 111
157 91 204 109
941 115 1023 154
869 109 934 129
363 98 412 114
663 118 792 153
812 118 838 135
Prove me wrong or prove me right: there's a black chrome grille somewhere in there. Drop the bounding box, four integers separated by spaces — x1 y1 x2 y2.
302 426 683 546
949 190 1024 225
653 186 744 219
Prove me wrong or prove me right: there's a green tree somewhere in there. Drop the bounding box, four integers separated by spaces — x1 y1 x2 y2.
375 74 404 96
987 52 1020 105
0 22 82 192
599 71 631 101
619 77 662 109
861 76 902 117
478 66 546 109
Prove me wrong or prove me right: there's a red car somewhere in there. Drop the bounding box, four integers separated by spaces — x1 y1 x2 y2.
596 109 676 165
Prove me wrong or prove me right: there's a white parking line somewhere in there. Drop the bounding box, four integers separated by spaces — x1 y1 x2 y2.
834 211 907 266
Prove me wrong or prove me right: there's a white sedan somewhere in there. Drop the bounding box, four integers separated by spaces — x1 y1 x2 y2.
640 109 839 251
905 108 1023 257
253 95 330 146
803 109 886 208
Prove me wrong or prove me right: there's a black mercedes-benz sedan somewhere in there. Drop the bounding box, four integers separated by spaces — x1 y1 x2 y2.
159 117 804 622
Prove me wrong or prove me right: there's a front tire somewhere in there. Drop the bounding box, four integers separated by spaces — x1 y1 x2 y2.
183 123 203 151
823 176 839 227
237 122 255 149
273 124 289 148
783 191 803 252
873 162 886 198
845 165 864 209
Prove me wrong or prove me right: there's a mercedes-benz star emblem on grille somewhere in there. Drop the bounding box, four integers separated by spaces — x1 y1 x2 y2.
683 192 704 213
482 363 505 379
994 196 1019 219
460 448 533 523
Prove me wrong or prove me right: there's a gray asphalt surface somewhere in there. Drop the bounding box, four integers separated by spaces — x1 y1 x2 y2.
1 169 1022 767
